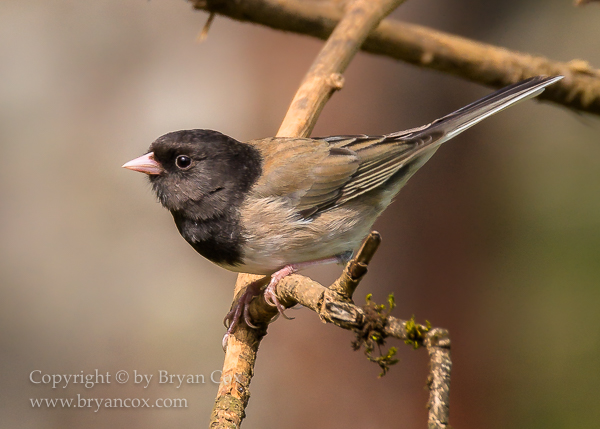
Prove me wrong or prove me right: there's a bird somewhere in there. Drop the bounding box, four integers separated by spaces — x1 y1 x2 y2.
123 75 563 335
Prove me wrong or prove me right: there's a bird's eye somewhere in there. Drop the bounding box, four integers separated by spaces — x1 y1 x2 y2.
175 155 192 170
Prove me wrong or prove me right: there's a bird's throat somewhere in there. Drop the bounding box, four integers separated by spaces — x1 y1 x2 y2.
172 210 244 268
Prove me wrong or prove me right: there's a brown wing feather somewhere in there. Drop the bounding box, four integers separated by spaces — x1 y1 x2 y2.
248 137 360 215
327 131 443 205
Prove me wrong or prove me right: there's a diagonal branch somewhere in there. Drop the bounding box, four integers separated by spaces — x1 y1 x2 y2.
276 0 409 137
209 1 408 428
190 0 600 116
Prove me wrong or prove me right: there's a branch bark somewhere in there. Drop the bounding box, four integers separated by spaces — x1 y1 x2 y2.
191 0 600 116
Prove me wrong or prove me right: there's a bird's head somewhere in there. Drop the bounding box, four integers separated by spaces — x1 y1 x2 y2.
123 129 261 220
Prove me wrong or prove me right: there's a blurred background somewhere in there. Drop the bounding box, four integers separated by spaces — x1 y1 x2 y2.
1 1 600 428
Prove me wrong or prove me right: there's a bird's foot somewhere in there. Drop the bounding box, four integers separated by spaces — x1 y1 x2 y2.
222 279 264 348
222 256 348 349
263 265 297 320
221 266 298 349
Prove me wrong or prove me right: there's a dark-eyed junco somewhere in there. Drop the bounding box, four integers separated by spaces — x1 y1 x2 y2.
123 75 562 333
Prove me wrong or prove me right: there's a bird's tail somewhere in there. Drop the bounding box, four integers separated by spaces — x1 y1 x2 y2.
388 75 563 147
424 75 563 144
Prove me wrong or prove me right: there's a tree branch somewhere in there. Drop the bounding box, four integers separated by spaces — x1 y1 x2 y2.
190 0 600 116
209 1 410 428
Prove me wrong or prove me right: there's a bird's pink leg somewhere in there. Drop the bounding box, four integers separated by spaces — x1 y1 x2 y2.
263 265 298 317
264 254 349 317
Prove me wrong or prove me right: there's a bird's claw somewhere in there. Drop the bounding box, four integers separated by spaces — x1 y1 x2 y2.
264 282 294 320
222 280 263 347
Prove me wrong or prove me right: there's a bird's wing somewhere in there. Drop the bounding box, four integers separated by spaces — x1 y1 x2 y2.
249 134 433 218
249 137 361 217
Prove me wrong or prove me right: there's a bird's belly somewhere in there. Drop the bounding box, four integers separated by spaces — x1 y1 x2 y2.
237 196 382 275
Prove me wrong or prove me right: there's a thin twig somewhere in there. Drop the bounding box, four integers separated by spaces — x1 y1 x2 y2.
329 231 381 299
190 0 600 116
209 2 405 428
424 329 452 429
196 12 215 43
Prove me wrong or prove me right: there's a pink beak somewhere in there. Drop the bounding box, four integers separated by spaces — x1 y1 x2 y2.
122 152 164 175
